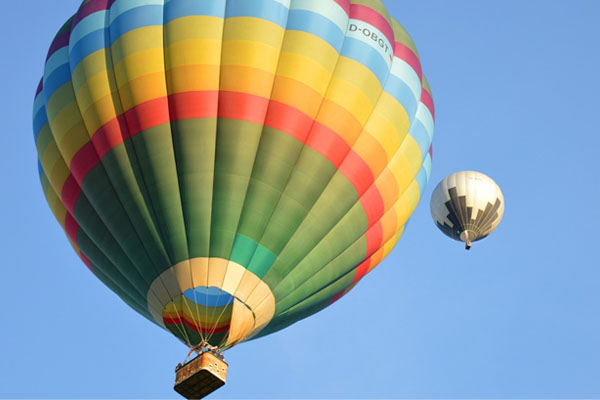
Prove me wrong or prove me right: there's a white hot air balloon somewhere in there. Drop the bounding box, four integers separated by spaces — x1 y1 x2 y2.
430 171 504 250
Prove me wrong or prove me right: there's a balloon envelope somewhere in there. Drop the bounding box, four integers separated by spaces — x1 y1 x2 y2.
33 0 434 349
430 171 504 249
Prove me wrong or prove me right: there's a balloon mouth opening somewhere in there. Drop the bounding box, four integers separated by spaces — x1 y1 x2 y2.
163 286 256 349
147 258 276 350
459 230 478 243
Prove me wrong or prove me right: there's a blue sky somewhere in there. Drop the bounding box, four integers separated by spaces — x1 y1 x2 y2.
1 0 599 398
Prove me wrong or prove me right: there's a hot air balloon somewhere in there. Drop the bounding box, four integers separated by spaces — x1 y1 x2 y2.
430 171 504 250
33 0 434 396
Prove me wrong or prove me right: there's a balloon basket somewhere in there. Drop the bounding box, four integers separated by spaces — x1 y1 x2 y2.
174 352 228 399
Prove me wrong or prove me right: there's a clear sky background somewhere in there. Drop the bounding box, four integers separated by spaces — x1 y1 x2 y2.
1 0 599 398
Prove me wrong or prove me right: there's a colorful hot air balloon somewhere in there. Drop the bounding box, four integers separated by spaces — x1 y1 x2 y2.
430 171 504 250
33 0 435 352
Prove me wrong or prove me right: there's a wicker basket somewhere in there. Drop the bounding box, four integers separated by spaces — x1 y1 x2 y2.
174 352 228 399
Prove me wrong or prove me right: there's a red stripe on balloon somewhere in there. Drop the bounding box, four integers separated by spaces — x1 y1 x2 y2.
338 150 375 197
46 31 70 62
164 316 230 334
218 91 269 124
394 42 422 81
79 251 93 271
332 0 350 15
124 97 171 136
70 141 101 184
64 212 80 245
420 87 435 121
91 115 130 159
66 91 387 239
72 0 113 29
364 221 384 256
306 124 350 168
350 5 395 46
429 145 433 159
359 186 385 228
330 290 346 304
352 259 372 285
264 100 314 143
168 90 219 121
61 175 82 214
35 79 44 98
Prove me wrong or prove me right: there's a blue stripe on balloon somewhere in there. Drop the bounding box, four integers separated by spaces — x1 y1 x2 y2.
37 159 44 178
69 29 106 72
409 119 432 159
415 166 428 194
33 108 48 141
287 9 345 51
164 0 226 22
70 5 165 71
225 0 289 28
109 5 163 45
384 75 419 123
341 38 389 86
43 64 72 103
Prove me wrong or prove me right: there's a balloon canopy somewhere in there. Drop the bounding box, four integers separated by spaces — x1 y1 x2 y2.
430 171 504 249
33 0 434 349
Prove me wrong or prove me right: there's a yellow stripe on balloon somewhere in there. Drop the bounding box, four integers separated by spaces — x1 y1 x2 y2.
387 153 414 194
221 41 281 72
220 65 275 98
275 52 333 97
223 17 285 49
164 16 224 44
281 30 339 71
393 180 421 227
166 40 222 68
41 173 68 230
113 48 165 84
110 26 164 65
324 76 376 129
79 93 120 136
398 135 423 176
41 141 71 196
369 92 411 139
332 57 382 105
57 120 92 164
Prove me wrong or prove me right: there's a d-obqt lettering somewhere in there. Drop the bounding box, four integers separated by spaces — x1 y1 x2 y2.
349 23 390 54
